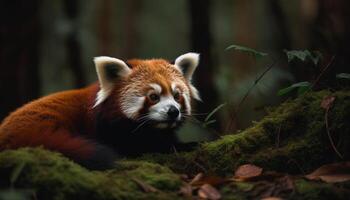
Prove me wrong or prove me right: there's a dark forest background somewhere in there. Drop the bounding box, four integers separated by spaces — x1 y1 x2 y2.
1 0 349 140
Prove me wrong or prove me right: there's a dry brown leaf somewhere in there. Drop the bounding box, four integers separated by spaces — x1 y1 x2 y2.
190 173 204 185
318 174 350 183
178 184 193 197
198 184 221 200
234 164 263 180
305 162 350 183
321 95 335 110
132 178 158 193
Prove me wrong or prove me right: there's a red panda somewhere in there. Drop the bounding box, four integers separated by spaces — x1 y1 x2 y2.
0 53 201 170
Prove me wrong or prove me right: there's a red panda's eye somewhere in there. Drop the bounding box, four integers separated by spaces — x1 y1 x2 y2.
174 92 181 101
148 93 160 103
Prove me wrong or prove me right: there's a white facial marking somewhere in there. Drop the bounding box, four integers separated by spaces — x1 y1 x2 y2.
149 83 162 94
121 96 146 119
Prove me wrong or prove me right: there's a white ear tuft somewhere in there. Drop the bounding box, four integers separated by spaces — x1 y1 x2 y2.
174 52 200 81
190 84 202 101
93 56 131 107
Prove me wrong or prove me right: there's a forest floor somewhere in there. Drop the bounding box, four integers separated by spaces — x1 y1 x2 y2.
0 90 349 200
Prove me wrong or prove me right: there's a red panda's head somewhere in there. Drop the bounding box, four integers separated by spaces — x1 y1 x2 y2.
93 53 201 129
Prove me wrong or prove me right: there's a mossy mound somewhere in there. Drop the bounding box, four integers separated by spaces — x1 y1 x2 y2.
0 148 182 200
0 148 349 200
0 90 349 199
142 90 350 175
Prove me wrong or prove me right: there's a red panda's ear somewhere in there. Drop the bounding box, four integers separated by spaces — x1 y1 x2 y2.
93 56 131 106
174 53 201 101
174 53 200 81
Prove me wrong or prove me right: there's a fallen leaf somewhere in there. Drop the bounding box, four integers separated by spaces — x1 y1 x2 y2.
189 173 204 185
132 178 158 193
321 95 335 110
305 162 350 183
178 184 193 197
234 164 263 180
197 184 221 200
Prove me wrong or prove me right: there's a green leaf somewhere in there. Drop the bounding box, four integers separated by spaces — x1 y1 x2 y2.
284 50 308 62
204 103 226 122
277 81 311 96
284 50 322 65
336 73 350 80
226 44 268 59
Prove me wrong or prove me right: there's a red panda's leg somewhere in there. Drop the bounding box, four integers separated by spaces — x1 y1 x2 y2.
3 129 117 170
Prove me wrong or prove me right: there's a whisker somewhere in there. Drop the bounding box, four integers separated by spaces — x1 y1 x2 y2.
132 119 150 133
189 113 209 116
136 114 150 122
137 115 149 121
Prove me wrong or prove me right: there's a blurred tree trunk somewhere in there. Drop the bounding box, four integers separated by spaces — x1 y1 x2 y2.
97 0 113 56
315 0 350 85
0 0 41 121
122 0 141 59
188 0 218 126
268 0 291 50
63 0 86 88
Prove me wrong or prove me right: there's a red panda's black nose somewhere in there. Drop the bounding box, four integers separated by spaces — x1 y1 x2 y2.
167 106 179 120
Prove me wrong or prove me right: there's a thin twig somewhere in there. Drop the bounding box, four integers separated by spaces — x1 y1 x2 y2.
324 108 343 159
310 55 336 90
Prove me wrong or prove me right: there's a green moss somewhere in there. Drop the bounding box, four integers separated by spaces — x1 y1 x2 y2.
112 160 181 190
0 148 182 200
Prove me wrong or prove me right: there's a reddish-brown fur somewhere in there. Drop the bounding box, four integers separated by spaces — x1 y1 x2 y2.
0 84 99 160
